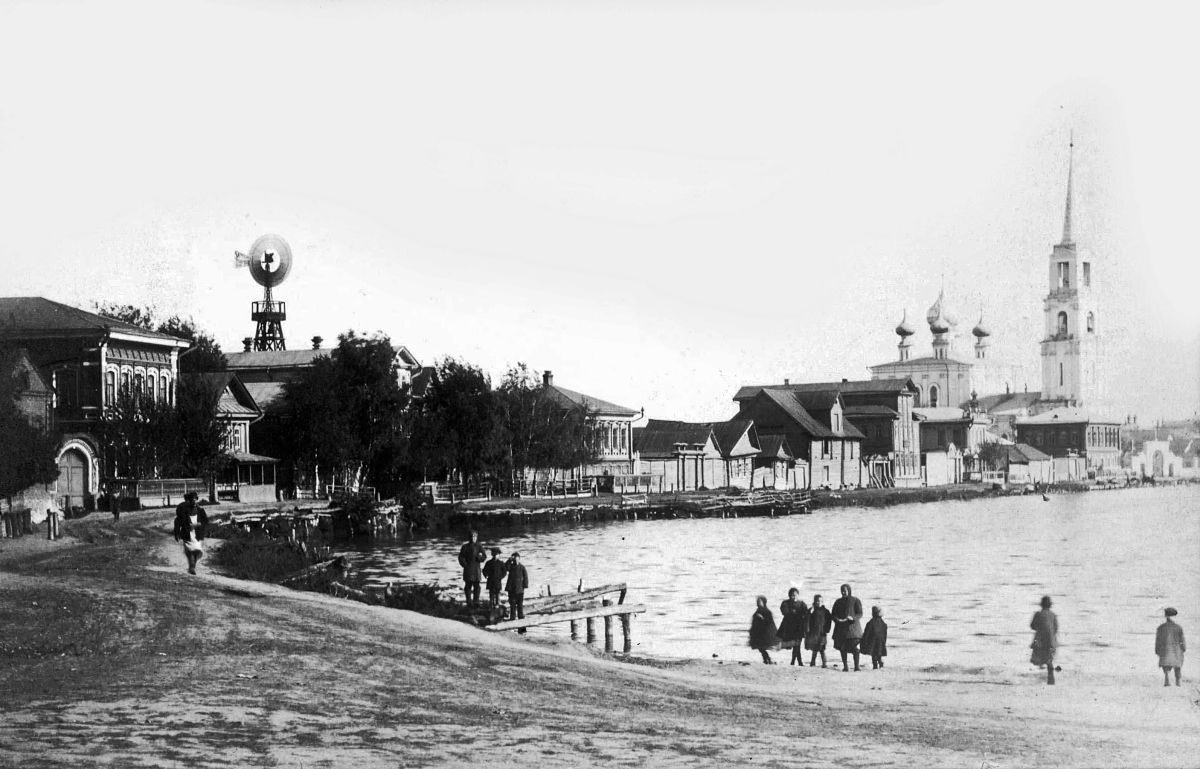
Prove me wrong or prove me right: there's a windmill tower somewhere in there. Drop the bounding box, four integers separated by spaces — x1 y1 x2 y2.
234 234 293 351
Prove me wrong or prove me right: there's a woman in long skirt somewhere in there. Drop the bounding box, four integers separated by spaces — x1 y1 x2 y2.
778 588 810 666
749 595 779 664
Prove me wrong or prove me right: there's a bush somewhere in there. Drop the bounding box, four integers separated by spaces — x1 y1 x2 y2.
211 532 309 582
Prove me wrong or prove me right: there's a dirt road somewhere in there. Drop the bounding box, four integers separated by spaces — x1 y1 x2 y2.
1 511 1197 768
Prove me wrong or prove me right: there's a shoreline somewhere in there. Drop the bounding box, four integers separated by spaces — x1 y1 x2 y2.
1 513 1198 768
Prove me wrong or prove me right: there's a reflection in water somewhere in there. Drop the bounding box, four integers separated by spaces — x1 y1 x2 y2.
343 487 1199 675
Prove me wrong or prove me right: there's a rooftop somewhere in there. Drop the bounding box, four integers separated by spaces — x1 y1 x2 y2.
0 297 188 346
545 383 639 418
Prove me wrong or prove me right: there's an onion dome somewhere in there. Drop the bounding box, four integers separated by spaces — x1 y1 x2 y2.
894 310 916 338
927 290 952 334
972 312 991 338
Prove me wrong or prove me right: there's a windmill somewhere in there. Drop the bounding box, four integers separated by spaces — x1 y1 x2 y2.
234 234 293 351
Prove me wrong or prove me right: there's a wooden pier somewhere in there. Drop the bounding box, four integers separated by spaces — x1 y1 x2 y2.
486 582 646 654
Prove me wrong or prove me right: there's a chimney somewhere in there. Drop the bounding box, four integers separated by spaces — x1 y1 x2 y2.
543 370 553 387
783 378 789 386
242 337 253 352
311 335 323 350
842 378 848 384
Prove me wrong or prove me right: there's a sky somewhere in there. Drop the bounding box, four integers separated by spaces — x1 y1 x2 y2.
2 0 1198 424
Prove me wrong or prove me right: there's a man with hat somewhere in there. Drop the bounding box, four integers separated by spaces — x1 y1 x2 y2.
1155 607 1186 687
457 530 487 607
505 552 529 633
1030 595 1059 685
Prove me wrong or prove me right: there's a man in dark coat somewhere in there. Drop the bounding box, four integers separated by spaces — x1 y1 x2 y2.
860 605 888 669
1030 595 1059 685
482 547 508 609
457 530 486 607
172 491 208 575
831 583 864 672
505 552 529 633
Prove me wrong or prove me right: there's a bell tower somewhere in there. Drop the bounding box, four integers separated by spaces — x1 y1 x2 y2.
1039 136 1100 406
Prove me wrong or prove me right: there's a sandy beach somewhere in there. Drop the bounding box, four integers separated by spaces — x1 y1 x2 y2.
2 512 1198 768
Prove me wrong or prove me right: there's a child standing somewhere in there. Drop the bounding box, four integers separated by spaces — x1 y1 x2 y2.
749 595 779 664
805 594 832 668
482 547 507 609
860 605 889 669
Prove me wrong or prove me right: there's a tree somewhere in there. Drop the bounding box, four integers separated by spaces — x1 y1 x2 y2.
284 331 409 492
0 348 60 508
406 359 502 486
96 386 177 480
497 364 598 484
977 442 1010 472
173 376 231 480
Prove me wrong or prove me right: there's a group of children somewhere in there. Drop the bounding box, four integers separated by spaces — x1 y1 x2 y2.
749 584 889 671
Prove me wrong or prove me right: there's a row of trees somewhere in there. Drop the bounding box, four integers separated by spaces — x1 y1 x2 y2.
283 333 598 494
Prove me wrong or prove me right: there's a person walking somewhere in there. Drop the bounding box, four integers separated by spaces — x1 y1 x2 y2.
805 594 832 668
172 491 208 575
1155 607 1186 687
778 588 810 666
860 605 889 669
748 595 779 664
482 547 507 609
831 583 864 672
457 530 487 607
1030 595 1059 685
505 552 529 633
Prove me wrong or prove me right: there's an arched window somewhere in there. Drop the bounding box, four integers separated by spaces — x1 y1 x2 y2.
1057 311 1068 336
1086 312 1094 333
160 374 168 403
147 372 157 401
928 384 940 408
105 370 116 406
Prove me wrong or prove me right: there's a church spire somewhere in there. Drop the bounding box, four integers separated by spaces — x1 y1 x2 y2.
1060 131 1074 247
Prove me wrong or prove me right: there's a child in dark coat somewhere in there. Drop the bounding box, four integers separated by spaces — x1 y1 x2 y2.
482 548 508 609
748 595 779 664
860 605 888 669
505 552 529 634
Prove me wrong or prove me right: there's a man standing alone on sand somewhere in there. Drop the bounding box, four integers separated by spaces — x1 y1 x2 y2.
172 492 208 575
1030 595 1059 685
458 530 487 607
1155 607 1186 687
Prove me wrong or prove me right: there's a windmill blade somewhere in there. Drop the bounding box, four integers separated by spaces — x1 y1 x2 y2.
234 251 252 268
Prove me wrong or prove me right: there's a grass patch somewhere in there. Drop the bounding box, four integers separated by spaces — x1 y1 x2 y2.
210 532 310 582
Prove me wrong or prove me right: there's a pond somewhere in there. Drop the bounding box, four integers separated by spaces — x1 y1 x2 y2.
343 485 1199 674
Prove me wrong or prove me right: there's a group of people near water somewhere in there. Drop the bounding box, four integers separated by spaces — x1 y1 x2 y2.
457 531 529 632
749 588 1187 687
749 584 888 671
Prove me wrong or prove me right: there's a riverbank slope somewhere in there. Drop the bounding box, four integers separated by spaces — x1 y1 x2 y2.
1 510 1197 768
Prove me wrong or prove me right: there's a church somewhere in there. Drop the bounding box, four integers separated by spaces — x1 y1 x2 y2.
871 140 1121 474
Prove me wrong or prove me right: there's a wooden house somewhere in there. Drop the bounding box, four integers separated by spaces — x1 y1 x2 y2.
187 373 279 503
1014 406 1121 475
634 418 761 491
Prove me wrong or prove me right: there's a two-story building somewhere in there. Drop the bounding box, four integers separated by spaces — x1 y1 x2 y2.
541 371 641 479
913 405 990 484
188 372 279 503
1014 406 1121 478
0 297 189 512
732 386 863 489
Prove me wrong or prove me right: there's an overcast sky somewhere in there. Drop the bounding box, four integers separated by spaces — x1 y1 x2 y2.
2 1 1197 423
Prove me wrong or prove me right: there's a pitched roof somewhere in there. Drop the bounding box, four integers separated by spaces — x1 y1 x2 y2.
225 348 333 370
0 296 188 346
756 434 793 460
1016 406 1121 426
242 381 288 414
710 419 758 457
844 404 901 418
793 388 840 413
185 372 260 416
913 406 970 422
544 383 639 418
970 390 1041 413
634 419 715 457
871 355 973 369
734 378 915 402
1008 443 1052 463
738 389 863 440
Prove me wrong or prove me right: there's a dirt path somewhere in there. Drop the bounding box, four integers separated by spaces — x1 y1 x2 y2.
1 514 1197 768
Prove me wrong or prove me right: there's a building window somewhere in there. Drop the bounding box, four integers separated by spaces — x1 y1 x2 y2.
147 372 157 401
134 373 144 395
1086 312 1094 333
121 371 130 394
160 375 168 403
1057 261 1070 288
834 413 841 432
1083 262 1091 287
1057 311 1069 336
929 384 940 408
105 371 116 406
1059 362 1064 387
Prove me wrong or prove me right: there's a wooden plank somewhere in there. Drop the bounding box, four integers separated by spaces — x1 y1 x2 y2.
523 583 626 612
486 603 646 632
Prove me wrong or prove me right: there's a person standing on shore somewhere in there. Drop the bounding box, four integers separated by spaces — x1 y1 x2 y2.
748 595 779 664
778 588 810 666
505 552 529 633
805 594 832 668
1030 595 1059 685
482 547 507 609
457 530 487 607
831 583 864 672
172 491 208 575
860 605 888 669
1155 607 1186 687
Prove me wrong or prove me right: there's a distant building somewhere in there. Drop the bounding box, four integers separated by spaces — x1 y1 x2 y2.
914 405 990 484
732 386 863 489
186 372 279 503
0 297 189 513
541 371 641 478
1013 406 1121 475
634 418 764 491
999 443 1054 485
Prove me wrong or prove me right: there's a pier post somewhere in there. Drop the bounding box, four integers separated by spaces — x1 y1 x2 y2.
621 613 632 653
603 599 614 653
570 620 578 640
586 617 596 643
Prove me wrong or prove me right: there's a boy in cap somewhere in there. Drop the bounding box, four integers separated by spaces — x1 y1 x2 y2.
482 547 508 609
